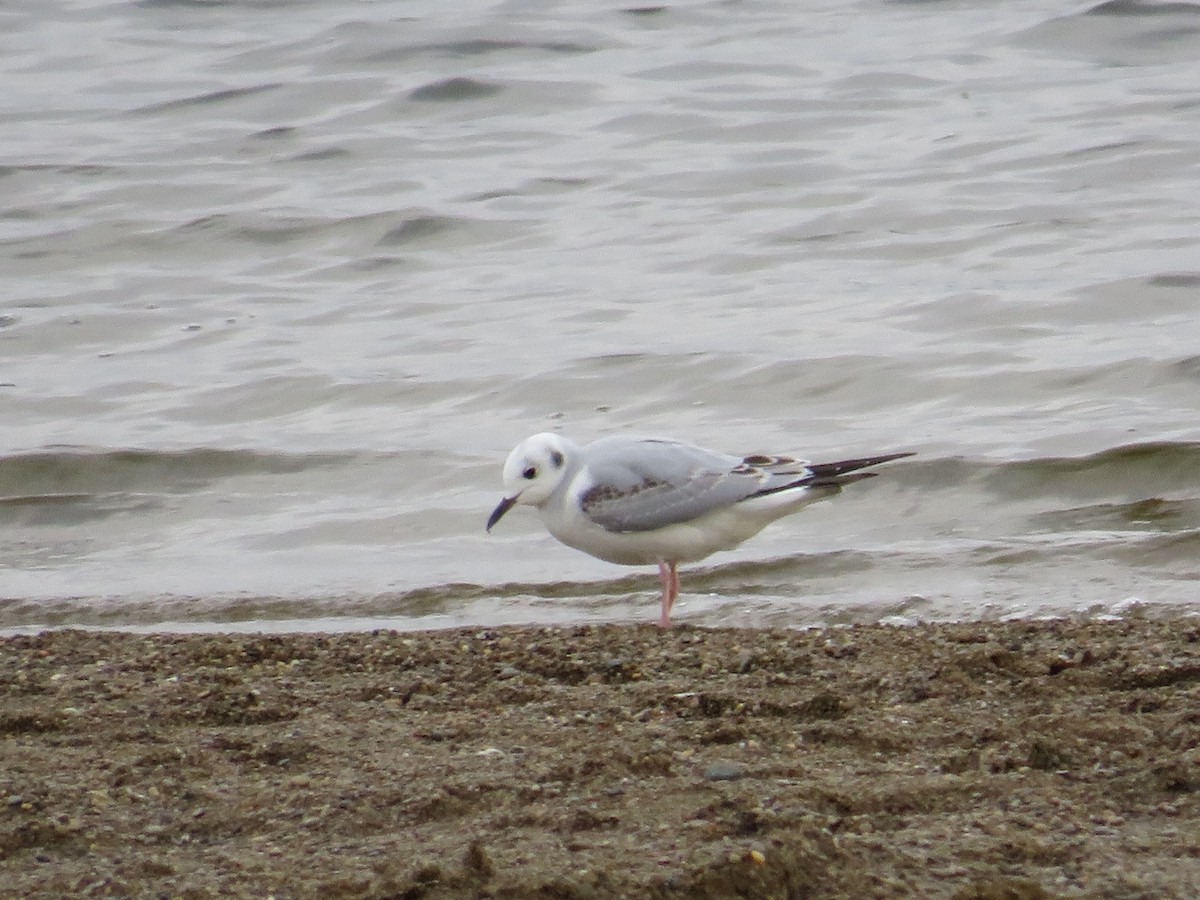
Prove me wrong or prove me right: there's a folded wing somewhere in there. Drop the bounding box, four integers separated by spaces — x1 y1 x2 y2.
578 438 913 533
577 438 801 533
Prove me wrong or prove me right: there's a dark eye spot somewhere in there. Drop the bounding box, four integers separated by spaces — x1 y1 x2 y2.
550 450 564 468
522 466 537 480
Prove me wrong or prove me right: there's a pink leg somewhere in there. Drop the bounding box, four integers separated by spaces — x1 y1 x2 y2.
656 560 680 629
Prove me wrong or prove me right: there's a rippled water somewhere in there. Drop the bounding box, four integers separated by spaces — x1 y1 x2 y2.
2 0 1199 632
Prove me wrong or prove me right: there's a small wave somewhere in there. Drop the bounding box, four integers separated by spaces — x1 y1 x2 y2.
135 83 282 114
136 0 293 7
418 39 595 58
984 441 1200 501
1029 497 1200 534
0 447 354 501
1112 529 1200 565
376 215 464 246
1083 0 1200 17
361 38 594 66
374 213 532 251
408 77 503 103
0 163 112 179
1149 272 1200 288
1015 1 1200 64
171 210 395 250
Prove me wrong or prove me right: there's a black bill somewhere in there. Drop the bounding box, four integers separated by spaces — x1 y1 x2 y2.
486 495 518 532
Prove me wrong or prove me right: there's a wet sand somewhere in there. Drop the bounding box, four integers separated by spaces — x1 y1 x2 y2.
1 617 1197 898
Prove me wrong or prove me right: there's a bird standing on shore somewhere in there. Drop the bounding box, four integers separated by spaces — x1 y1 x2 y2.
487 433 913 627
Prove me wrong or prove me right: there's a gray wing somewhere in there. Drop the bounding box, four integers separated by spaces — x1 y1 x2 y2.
576 437 815 533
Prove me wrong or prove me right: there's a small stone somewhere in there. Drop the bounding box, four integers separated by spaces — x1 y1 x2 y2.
703 761 747 781
463 840 494 877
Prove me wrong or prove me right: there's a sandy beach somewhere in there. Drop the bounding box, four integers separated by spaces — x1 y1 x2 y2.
2 617 1197 898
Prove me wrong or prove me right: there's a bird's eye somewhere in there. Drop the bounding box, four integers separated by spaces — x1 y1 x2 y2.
522 466 537 480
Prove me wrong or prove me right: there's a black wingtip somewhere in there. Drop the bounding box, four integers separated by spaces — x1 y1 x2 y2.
748 450 913 497
806 451 915 480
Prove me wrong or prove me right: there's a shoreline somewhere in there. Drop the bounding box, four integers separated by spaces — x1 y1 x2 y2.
3 617 1198 898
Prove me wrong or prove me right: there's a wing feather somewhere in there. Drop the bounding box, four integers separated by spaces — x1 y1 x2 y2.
577 438 810 533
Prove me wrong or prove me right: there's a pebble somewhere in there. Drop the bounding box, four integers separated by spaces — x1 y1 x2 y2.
703 761 747 781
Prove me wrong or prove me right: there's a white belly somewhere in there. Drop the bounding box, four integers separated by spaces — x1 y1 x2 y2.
540 486 830 566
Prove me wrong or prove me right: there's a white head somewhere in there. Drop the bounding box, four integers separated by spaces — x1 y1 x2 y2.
486 432 576 531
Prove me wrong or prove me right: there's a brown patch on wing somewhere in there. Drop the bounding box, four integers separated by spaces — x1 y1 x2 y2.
734 454 807 477
741 454 797 467
580 477 669 513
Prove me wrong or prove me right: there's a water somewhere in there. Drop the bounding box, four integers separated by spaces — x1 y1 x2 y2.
2 0 1199 632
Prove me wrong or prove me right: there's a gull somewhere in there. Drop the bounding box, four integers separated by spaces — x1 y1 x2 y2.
486 432 913 627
